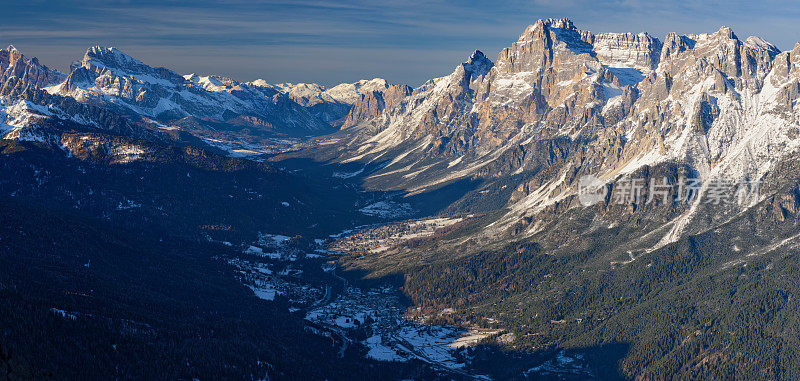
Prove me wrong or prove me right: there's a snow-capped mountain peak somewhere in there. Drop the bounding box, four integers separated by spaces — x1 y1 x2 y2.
44 45 333 137
82 46 172 80
462 50 493 78
260 78 394 106
321 18 800 250
247 77 403 125
1 45 65 88
744 36 780 55
183 73 239 92
85 46 136 67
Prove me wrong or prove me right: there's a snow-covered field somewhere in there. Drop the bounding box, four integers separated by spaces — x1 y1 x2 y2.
304 284 491 372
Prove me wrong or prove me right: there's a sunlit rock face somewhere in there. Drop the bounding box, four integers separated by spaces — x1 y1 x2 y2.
326 18 800 246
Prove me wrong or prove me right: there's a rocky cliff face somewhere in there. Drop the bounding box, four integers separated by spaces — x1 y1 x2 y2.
49 46 333 138
319 18 800 251
0 45 368 159
342 83 413 128
0 73 161 144
4 20 800 255
0 45 425 160
254 78 410 127
0 45 64 88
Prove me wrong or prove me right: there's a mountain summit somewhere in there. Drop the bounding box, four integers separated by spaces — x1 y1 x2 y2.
1 45 64 88
299 18 796 253
4 16 800 380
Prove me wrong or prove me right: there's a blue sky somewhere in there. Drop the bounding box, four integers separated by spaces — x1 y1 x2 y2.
3 1 800 86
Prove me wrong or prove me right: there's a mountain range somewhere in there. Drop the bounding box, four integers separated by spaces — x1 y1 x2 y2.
3 18 800 379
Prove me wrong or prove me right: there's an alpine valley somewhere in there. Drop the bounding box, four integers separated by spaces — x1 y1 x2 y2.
4 18 800 380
